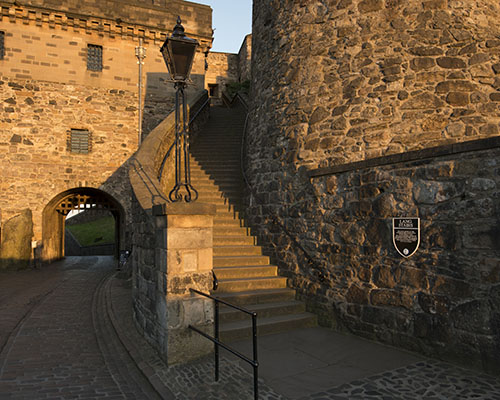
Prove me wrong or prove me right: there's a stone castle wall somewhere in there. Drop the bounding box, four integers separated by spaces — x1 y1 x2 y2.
238 34 252 83
205 52 239 100
0 76 137 239
250 0 500 168
0 0 212 258
247 0 500 373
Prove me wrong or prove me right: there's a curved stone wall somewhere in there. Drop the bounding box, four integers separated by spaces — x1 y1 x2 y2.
250 0 500 168
247 0 500 373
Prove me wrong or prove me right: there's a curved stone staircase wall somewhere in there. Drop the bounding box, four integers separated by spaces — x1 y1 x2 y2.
128 89 210 355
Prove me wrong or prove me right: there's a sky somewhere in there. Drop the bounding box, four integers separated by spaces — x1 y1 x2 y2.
196 0 252 53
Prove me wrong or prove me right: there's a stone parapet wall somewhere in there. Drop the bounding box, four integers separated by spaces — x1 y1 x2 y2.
245 138 500 374
2 0 213 43
129 90 211 357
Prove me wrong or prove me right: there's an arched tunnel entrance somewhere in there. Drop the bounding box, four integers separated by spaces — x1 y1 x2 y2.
42 188 124 262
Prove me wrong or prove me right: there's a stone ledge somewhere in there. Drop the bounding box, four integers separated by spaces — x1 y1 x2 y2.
309 136 500 178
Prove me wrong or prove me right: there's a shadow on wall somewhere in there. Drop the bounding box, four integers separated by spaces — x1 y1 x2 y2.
141 72 205 140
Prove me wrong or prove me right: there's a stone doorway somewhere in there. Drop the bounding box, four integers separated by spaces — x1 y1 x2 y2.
42 188 124 263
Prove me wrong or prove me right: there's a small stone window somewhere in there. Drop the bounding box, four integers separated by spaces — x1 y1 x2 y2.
87 44 102 71
0 31 5 60
68 129 91 154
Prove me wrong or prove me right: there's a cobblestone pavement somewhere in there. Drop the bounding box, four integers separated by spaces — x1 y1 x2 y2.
109 277 283 400
109 276 500 400
0 256 159 399
1 257 499 400
300 361 500 400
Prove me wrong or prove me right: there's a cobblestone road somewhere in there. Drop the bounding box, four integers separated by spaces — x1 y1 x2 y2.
0 256 159 400
1 257 499 400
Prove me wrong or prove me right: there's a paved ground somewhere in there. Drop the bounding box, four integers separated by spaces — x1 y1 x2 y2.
0 256 159 399
1 256 499 399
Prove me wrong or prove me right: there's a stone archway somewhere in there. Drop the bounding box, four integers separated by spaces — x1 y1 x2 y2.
42 188 124 263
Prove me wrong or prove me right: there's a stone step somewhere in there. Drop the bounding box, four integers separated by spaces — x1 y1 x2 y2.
219 313 318 342
190 165 240 176
214 288 297 306
213 218 245 228
214 245 262 257
213 235 255 246
214 204 243 214
216 276 288 293
213 255 270 267
214 265 277 280
213 225 249 236
195 184 243 193
219 300 306 323
192 156 240 161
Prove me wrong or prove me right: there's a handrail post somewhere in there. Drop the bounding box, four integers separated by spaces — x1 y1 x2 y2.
188 288 259 399
252 312 258 400
215 300 220 382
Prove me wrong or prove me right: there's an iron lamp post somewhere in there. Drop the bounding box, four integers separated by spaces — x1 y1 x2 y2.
160 16 199 202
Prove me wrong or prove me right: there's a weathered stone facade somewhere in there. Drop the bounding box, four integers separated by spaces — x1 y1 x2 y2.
0 0 213 264
205 52 239 101
247 0 500 373
250 0 500 168
129 90 212 363
238 34 252 83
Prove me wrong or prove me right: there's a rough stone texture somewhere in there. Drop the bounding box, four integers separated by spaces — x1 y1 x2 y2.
0 0 212 261
247 0 500 374
0 77 136 254
206 52 240 101
302 360 500 400
0 209 34 270
238 34 252 83
129 91 212 363
250 0 500 167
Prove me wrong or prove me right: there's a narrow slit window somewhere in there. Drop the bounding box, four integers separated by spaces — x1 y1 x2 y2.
87 44 102 71
0 31 5 60
68 129 91 154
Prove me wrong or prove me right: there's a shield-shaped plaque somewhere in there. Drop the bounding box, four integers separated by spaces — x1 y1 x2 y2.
392 218 420 258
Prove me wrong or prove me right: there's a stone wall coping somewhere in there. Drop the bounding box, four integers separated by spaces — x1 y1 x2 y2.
153 202 216 216
128 89 208 212
309 136 500 178
1 1 213 44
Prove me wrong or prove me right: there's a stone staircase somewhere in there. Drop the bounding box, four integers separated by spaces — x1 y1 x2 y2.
190 105 317 342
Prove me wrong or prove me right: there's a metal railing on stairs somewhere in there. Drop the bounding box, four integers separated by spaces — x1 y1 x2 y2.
189 288 259 400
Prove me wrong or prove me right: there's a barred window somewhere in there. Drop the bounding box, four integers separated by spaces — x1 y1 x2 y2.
68 129 91 154
87 44 102 71
0 31 5 60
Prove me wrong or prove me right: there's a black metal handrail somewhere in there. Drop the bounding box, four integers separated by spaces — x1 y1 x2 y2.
157 95 211 181
189 288 259 400
236 96 327 282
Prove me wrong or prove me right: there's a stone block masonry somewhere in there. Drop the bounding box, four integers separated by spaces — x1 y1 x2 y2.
250 0 500 169
246 137 500 374
247 0 500 374
0 0 214 263
0 77 137 240
129 90 213 364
